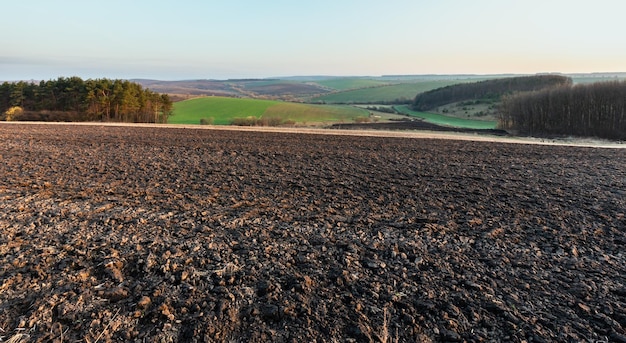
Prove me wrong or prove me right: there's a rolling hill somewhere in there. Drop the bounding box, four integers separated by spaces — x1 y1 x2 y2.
309 80 480 104
170 96 368 125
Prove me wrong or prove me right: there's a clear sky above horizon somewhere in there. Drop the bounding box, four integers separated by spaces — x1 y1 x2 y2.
1 0 625 80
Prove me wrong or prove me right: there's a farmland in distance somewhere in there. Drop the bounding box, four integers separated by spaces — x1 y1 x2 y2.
309 80 477 104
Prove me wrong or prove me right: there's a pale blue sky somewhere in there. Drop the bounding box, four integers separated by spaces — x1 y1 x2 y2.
1 0 625 80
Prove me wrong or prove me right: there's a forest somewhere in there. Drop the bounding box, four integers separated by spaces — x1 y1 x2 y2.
498 81 626 140
412 75 572 111
0 77 172 123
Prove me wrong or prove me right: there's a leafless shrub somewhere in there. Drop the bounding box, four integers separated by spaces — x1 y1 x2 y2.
354 116 371 123
200 117 214 125
231 116 285 126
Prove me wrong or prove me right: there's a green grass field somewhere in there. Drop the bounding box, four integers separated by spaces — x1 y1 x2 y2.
264 102 367 123
310 80 471 104
170 97 278 124
170 97 368 125
395 105 498 129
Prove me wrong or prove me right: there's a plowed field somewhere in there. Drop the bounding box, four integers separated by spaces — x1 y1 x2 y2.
1 124 625 342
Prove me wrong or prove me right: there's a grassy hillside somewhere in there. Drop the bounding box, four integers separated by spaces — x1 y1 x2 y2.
171 97 278 124
310 80 475 104
264 102 367 123
170 97 367 125
395 105 498 129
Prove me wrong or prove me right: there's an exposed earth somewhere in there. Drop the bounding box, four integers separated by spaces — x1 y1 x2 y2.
330 120 508 136
0 123 625 342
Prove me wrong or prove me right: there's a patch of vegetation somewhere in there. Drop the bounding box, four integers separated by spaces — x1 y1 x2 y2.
231 116 286 126
353 116 372 123
432 100 499 121
395 105 498 130
3 106 23 121
199 117 214 125
365 106 397 114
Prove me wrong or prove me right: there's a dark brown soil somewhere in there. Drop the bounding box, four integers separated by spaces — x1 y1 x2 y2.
0 124 625 343
330 120 509 136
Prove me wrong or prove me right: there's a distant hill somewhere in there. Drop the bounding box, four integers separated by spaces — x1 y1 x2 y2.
131 73 625 105
236 80 329 99
309 80 487 104
133 75 499 103
130 79 241 98
132 79 330 101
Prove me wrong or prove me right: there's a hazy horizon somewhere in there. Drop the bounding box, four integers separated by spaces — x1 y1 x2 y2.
2 0 625 81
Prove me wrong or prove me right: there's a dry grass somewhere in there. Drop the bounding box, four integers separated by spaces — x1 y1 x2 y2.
375 307 399 343
5 333 30 343
91 308 121 343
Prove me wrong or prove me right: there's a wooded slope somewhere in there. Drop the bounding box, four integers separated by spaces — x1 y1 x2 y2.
1 77 172 123
412 75 572 111
499 81 626 140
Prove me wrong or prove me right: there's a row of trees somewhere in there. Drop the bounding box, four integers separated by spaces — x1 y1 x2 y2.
412 75 572 111
498 81 626 140
0 77 173 123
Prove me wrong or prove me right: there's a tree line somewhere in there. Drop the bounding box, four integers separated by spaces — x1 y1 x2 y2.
0 77 173 123
412 75 572 111
498 81 626 140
